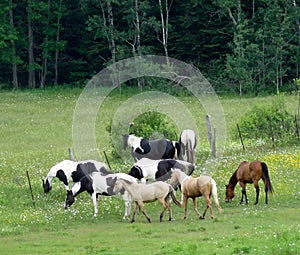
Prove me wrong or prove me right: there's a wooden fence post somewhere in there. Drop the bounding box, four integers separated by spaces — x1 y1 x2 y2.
236 123 245 152
268 116 275 148
69 147 75 161
205 115 216 158
103 151 112 170
26 170 35 206
295 115 300 141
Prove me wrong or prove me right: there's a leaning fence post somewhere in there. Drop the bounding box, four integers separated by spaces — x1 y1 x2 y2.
26 170 35 206
268 116 275 149
69 147 75 161
205 115 216 158
295 115 300 141
103 151 112 170
236 123 245 152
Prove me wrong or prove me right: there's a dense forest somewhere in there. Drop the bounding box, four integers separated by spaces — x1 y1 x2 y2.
0 0 300 94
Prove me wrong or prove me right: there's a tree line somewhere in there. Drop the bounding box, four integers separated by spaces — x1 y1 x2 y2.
0 0 299 94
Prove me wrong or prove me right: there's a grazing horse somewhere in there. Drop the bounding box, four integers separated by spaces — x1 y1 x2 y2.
169 168 222 220
113 178 182 223
42 159 111 194
178 129 197 164
65 172 137 219
123 134 180 162
225 161 274 205
128 158 195 183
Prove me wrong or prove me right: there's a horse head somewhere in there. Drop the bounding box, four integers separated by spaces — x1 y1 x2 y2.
225 184 235 202
169 168 181 187
113 178 123 194
64 190 75 208
42 178 52 194
128 166 144 181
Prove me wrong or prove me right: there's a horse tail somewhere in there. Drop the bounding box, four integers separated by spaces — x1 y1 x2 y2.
211 179 223 213
261 162 274 195
187 139 194 164
168 185 182 208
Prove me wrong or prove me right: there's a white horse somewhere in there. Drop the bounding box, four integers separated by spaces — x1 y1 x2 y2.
65 172 137 219
178 129 197 164
113 178 182 223
42 159 110 194
169 168 222 220
123 134 180 162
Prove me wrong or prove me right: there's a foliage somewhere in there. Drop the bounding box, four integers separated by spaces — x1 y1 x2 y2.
0 0 300 94
234 96 296 145
128 111 178 140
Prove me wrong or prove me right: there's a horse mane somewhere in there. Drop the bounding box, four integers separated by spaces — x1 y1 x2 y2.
228 169 238 187
119 178 133 185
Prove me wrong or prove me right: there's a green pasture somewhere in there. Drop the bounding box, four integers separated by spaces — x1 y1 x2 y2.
0 88 299 255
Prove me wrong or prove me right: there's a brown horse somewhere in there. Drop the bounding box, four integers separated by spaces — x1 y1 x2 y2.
225 161 274 205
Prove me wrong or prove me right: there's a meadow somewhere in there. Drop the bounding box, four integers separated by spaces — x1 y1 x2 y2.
0 87 299 255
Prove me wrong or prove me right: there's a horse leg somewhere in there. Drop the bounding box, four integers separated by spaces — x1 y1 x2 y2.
122 192 132 220
183 196 188 220
265 184 268 204
91 192 98 217
159 199 168 222
162 196 173 221
192 197 202 219
240 182 248 204
254 182 260 205
138 201 151 223
202 195 213 219
123 199 131 220
131 202 139 223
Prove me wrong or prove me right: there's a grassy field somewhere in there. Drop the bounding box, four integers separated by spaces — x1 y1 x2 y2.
0 87 299 255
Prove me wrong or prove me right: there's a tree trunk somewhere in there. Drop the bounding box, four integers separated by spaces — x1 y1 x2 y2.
54 0 62 86
9 0 18 89
40 0 51 88
158 0 171 65
134 0 144 88
28 0 35 88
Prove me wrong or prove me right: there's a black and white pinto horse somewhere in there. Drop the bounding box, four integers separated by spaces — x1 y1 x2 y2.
64 172 137 219
178 129 197 164
42 159 111 194
123 134 181 162
128 158 195 184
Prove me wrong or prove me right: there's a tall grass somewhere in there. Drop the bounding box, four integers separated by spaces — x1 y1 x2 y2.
0 88 299 254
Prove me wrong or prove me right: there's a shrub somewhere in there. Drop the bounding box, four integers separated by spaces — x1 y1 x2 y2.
128 111 178 140
234 96 297 145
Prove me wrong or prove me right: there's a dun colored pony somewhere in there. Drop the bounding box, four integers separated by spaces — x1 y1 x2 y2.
169 168 222 220
225 161 274 205
113 178 182 223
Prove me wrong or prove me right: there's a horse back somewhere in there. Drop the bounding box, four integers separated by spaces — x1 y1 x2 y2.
236 161 253 183
182 176 210 197
249 161 264 181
